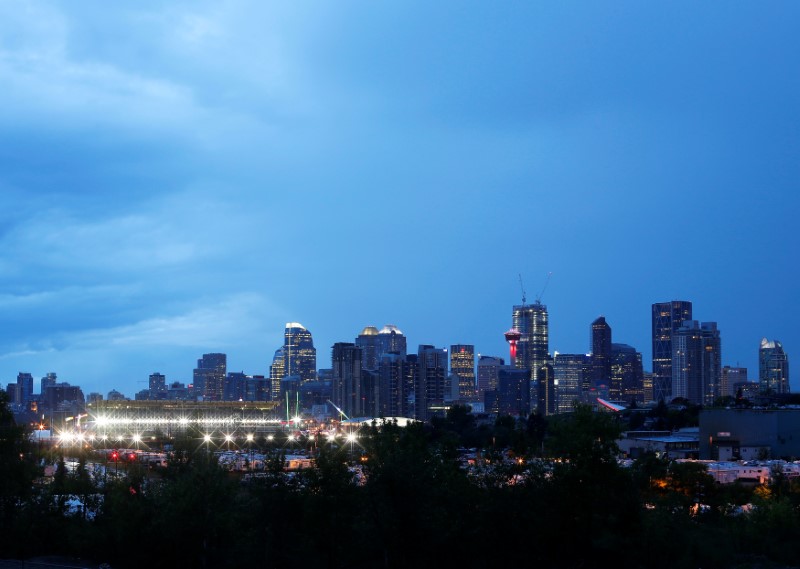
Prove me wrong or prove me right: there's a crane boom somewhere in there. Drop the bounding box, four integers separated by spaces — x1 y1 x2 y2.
536 272 553 303
518 274 526 306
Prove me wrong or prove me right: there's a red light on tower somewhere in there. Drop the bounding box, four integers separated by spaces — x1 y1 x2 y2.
504 328 521 365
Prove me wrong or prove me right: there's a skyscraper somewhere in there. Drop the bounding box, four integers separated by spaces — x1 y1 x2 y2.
331 342 364 418
652 300 693 402
672 321 721 405
477 355 505 399
16 372 33 405
376 324 407 360
269 347 285 400
284 322 317 382
590 317 612 393
378 352 415 418
149 372 166 393
497 367 530 416
193 353 227 401
554 353 589 413
40 372 57 396
416 345 447 421
512 300 549 411
355 326 380 371
450 344 476 400
537 361 556 416
759 338 789 394
611 344 644 404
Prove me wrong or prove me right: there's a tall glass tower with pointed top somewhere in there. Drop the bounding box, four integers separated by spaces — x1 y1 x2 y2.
759 338 789 394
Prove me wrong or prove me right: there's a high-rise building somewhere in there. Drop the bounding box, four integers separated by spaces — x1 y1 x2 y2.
477 355 505 399
554 353 589 414
497 367 530 416
450 344 476 400
672 321 721 405
652 300 693 402
355 326 380 371
759 338 789 394
149 372 166 393
245 375 270 402
512 301 549 410
590 317 613 394
537 361 556 416
721 366 748 398
269 347 285 400
193 353 227 401
378 353 412 417
611 344 644 404
416 345 447 421
284 323 317 382
376 324 407 360
331 342 364 418
40 372 57 396
16 372 34 405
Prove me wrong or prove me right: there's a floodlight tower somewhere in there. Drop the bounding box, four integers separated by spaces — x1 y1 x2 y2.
504 328 521 367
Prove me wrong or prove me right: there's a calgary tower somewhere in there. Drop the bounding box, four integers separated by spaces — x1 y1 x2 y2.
504 328 521 367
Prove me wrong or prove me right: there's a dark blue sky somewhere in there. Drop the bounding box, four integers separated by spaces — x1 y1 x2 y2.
1 1 797 396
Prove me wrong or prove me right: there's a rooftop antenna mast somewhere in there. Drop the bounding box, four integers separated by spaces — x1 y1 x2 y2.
518 274 526 306
536 272 553 303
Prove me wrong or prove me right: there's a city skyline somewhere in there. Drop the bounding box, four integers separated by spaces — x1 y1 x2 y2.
1 2 798 396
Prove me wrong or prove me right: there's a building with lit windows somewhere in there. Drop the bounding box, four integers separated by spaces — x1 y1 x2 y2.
537 362 556 416
379 353 411 417
149 373 166 393
611 343 644 404
355 326 380 371
450 344 476 400
269 347 285 400
672 321 721 405
722 366 748 398
376 324 407 359
416 345 447 421
759 338 789 394
284 323 317 382
512 301 549 412
652 300 693 402
554 353 589 413
193 353 227 401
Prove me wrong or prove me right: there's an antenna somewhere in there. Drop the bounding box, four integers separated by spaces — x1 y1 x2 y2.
518 274 526 306
536 272 553 303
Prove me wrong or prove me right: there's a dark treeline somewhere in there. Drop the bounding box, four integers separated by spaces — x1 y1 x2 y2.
3 396 800 569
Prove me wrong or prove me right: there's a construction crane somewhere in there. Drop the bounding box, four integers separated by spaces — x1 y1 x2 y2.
518 274 527 305
536 272 553 303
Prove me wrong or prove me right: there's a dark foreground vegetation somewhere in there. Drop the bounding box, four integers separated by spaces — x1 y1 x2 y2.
3 396 800 569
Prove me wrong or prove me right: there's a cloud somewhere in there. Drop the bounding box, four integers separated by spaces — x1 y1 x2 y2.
59 292 281 350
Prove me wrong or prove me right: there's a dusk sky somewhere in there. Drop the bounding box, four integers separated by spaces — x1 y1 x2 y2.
1 2 798 397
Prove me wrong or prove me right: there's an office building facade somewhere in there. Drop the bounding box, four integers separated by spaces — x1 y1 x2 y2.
759 338 789 394
672 321 721 405
284 322 317 383
590 317 613 395
450 344 476 400
193 353 227 401
554 353 589 414
512 301 549 411
652 300 693 402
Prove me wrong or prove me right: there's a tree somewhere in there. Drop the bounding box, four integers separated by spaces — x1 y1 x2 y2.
0 391 38 556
